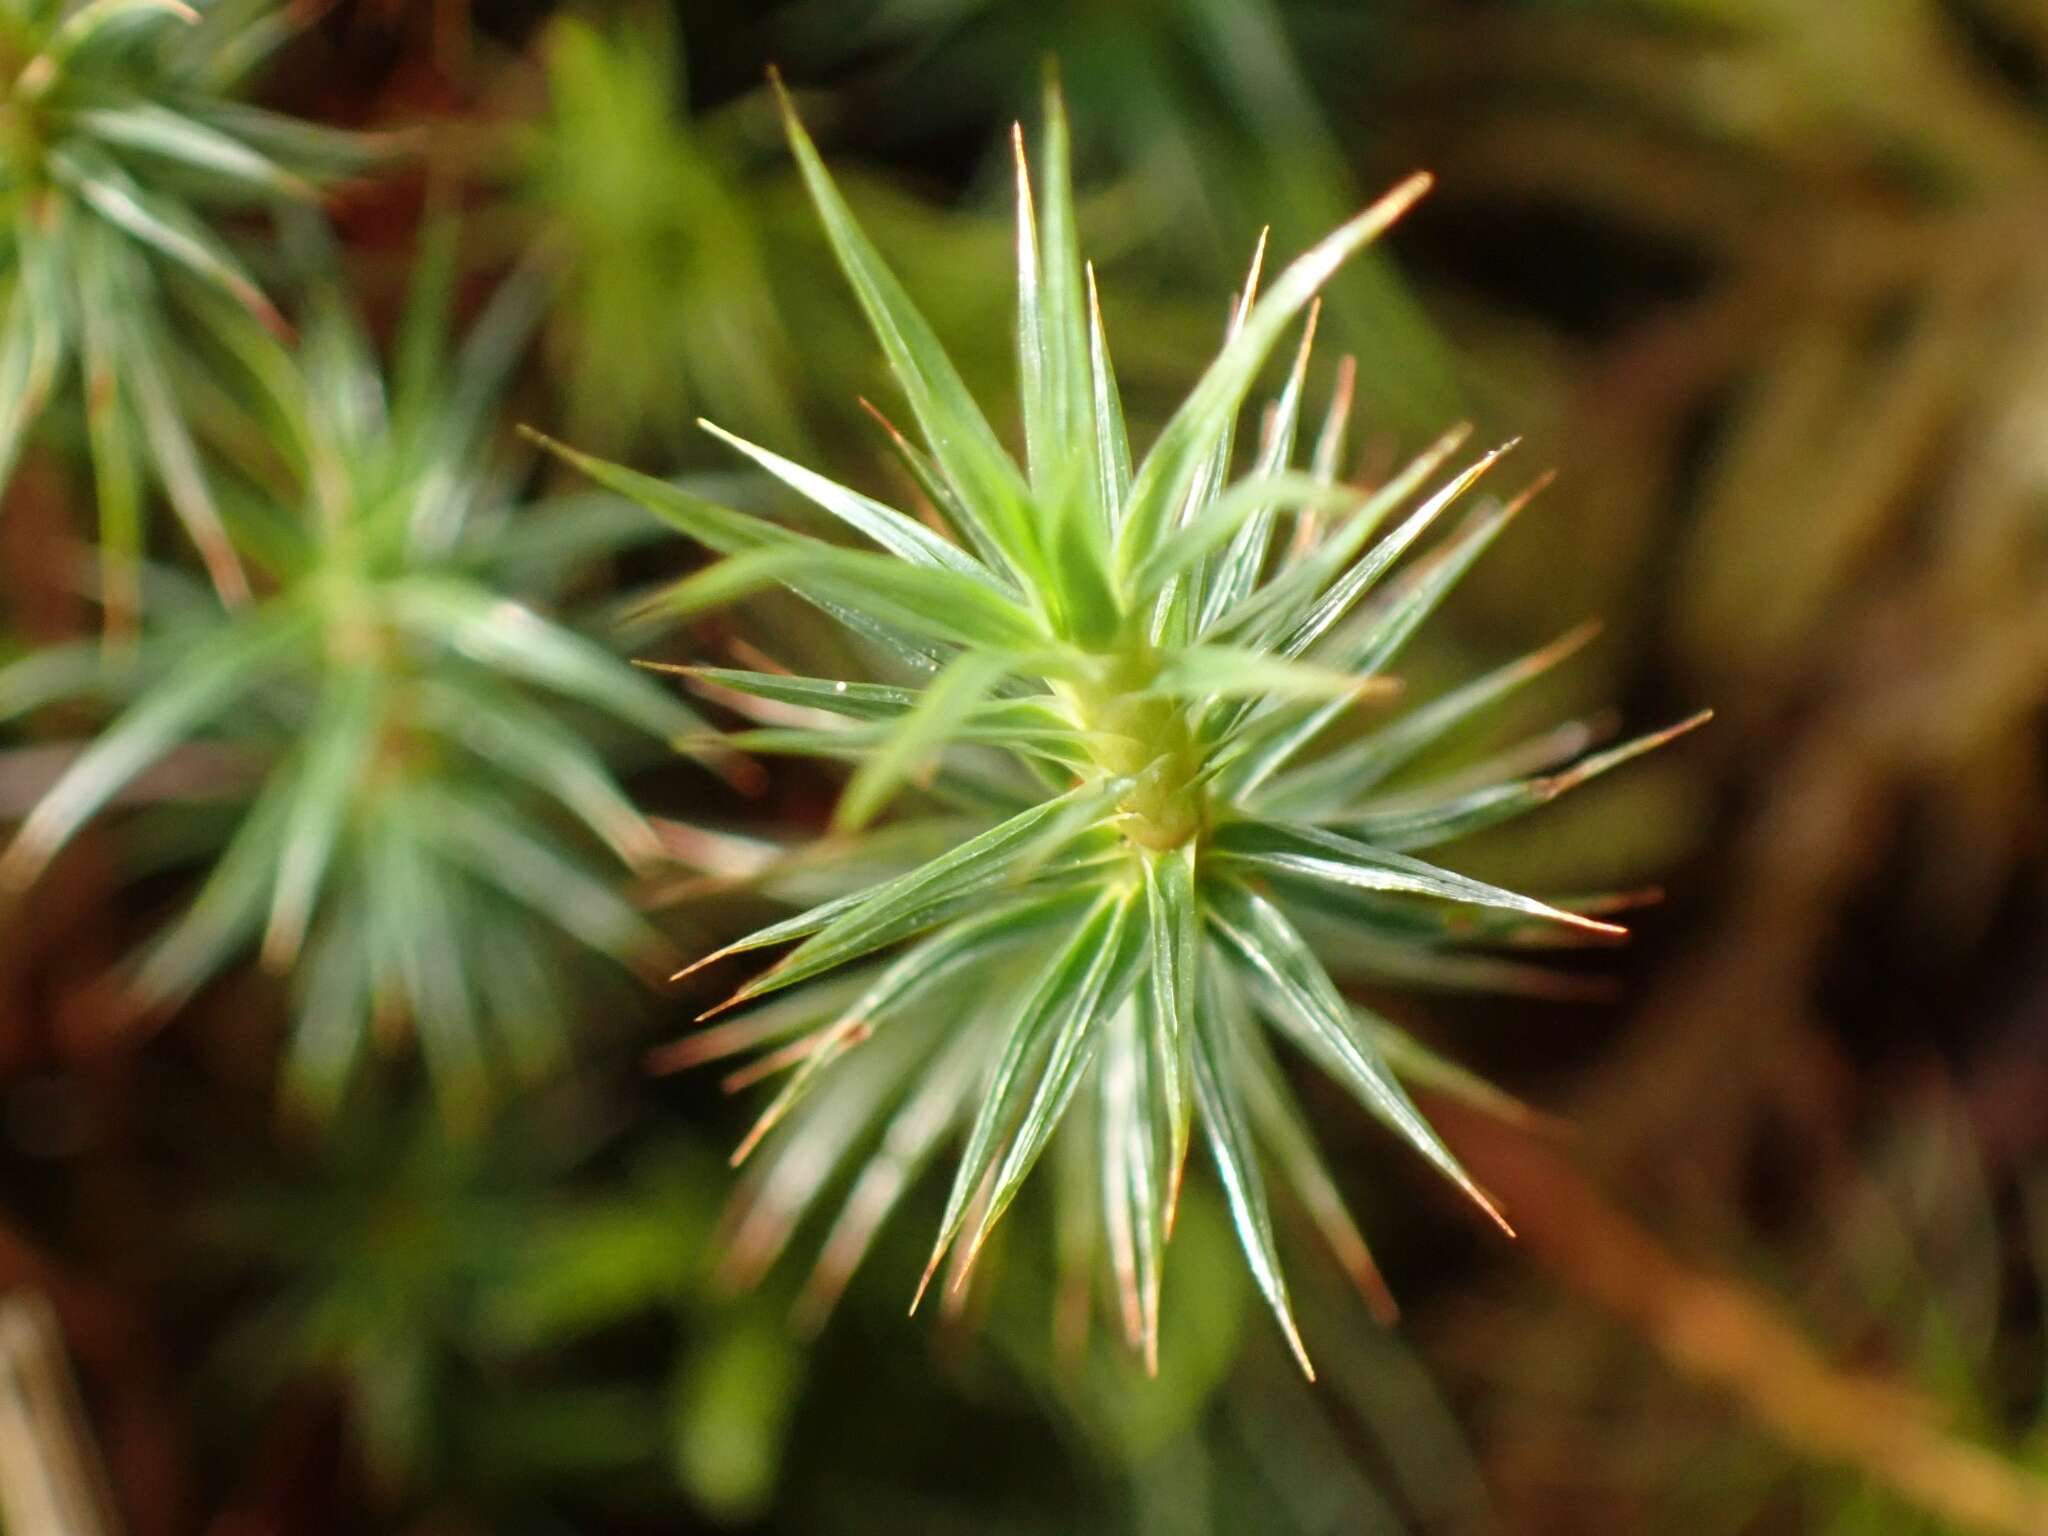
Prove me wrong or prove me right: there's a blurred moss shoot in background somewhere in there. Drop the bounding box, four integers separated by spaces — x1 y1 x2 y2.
0 2 2042 1534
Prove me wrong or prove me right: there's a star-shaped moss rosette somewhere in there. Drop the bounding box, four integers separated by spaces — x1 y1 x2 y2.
0 0 374 637
0 224 695 1125
539 78 1708 1373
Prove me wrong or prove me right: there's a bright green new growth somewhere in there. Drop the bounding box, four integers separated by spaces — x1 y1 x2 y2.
0 223 695 1125
512 6 794 450
548 77 1707 1374
0 0 369 637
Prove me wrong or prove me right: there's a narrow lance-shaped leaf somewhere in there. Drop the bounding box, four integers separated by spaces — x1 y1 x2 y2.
391 210 458 432
1141 645 1400 706
1209 420 1472 650
729 889 1092 1166
1207 879 1510 1236
835 650 1018 832
646 542 1042 654
1140 841 1198 1228
1334 711 1712 852
1152 240 1264 644
50 143 281 331
912 890 1127 1309
388 577 698 742
49 0 201 60
1276 446 1520 665
771 73 1041 586
365 810 488 1122
0 609 305 890
794 1022 986 1332
1083 265 1134 533
1357 1006 1561 1136
130 771 295 1007
1029 72 1098 538
858 396 1003 573
1257 620 1601 819
1319 928 1614 1004
705 781 1121 1015
122 322 250 605
1191 955 1315 1378
953 889 1144 1281
1211 818 1625 937
652 665 918 723
261 667 381 967
1294 352 1356 550
532 443 961 675
698 419 1010 593
708 719 1090 773
417 674 663 865
419 788 661 969
720 1015 939 1293
78 242 144 640
1114 173 1433 588
74 101 316 198
0 286 61 493
1200 300 1322 629
1054 1076 1101 1359
1097 1002 1164 1366
1347 484 1551 674
1012 122 1050 491
524 430 794 557
1225 480 1541 794
282 891 370 1120
1129 471 1352 600
1235 1015 1398 1323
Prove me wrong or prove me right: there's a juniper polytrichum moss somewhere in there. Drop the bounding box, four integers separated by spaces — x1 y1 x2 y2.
0 222 695 1126
0 0 371 639
544 76 1707 1375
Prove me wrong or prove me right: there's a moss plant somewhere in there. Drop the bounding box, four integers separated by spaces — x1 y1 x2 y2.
543 77 1707 1372
0 224 694 1124
510 6 797 452
203 1100 800 1512
0 0 370 638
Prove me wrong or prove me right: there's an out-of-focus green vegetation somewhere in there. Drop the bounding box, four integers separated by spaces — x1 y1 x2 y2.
512 8 795 449
1 217 695 1127
0 2 2040 1534
0 0 372 638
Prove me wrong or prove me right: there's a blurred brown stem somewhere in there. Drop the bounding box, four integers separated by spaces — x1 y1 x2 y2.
0 1220 184 1536
1440 1103 2048 1536
0 1292 123 1536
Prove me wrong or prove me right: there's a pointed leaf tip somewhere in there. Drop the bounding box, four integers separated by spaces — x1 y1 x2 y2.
1536 707 1715 805
1559 909 1629 939
696 988 753 1022
1470 1184 1516 1238
1357 171 1434 234
1284 1322 1317 1381
1501 467 1558 517
669 947 729 982
766 66 804 134
1544 617 1605 663
908 1245 945 1315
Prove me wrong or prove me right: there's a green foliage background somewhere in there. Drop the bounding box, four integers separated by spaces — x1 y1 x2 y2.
0 2 2043 1533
